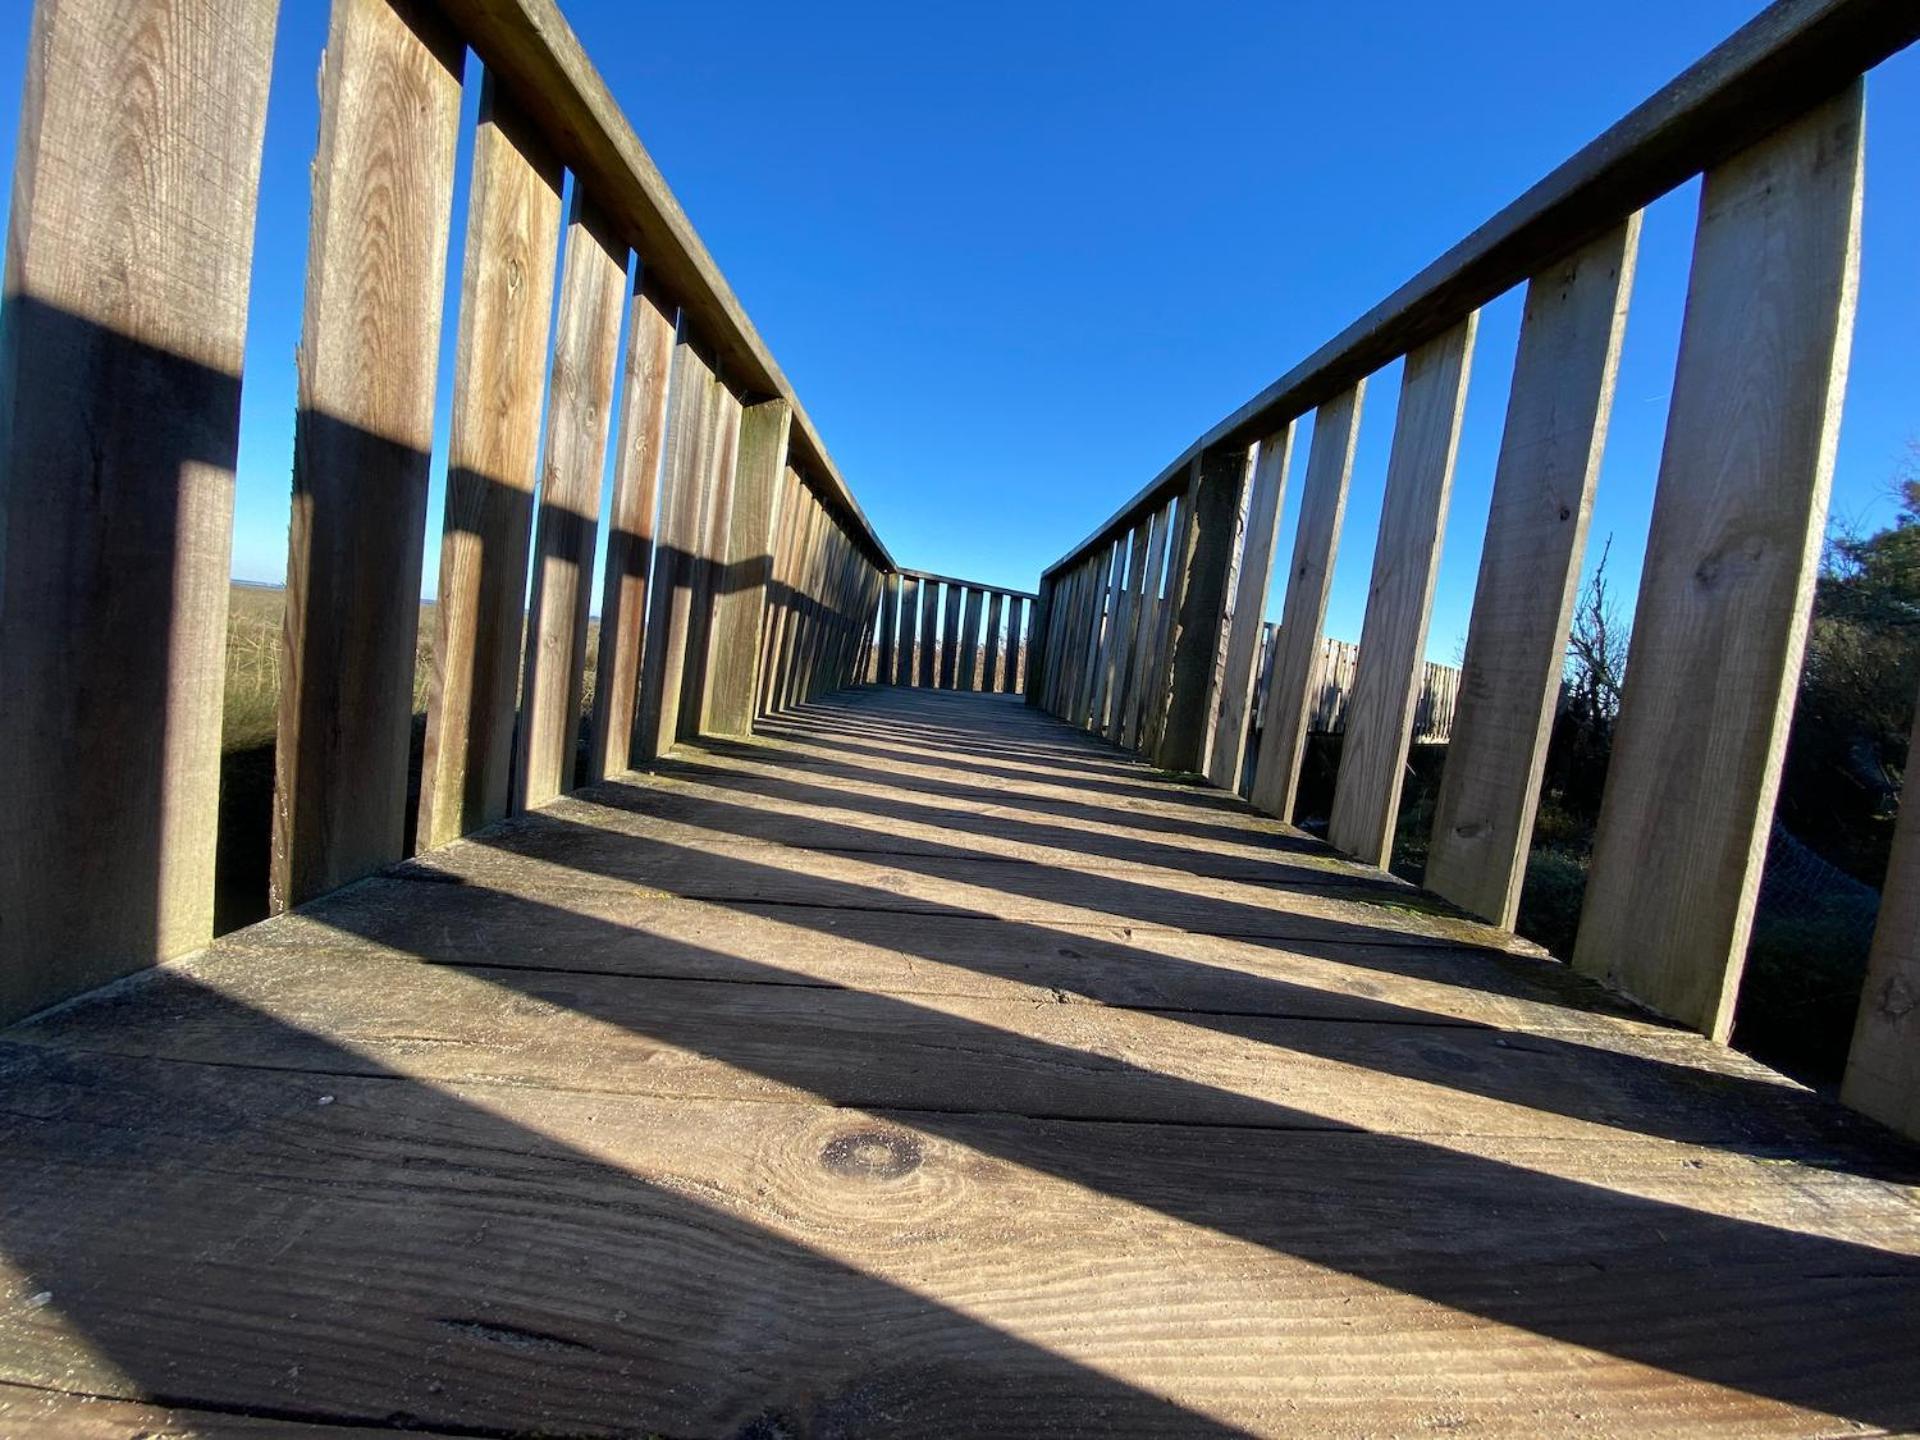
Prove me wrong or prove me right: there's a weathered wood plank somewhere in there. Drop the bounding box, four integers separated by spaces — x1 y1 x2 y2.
1120 506 1170 751
958 587 985 691
1207 425 1294 791
677 381 744 735
1141 494 1193 758
273 0 463 909
1574 86 1863 1040
918 566 940 688
1005 594 1026 694
1426 220 1639 925
1328 319 1477 866
633 338 715 760
1844 681 1920 1143
588 271 676 782
897 574 922 688
938 581 962 689
0 0 276 1021
1161 446 1253 772
514 191 627 811
878 571 901 684
755 466 804 714
1089 540 1129 728
1248 387 1364 821
982 590 1005 692
418 78 563 849
6 1044 1914 1437
702 399 791 734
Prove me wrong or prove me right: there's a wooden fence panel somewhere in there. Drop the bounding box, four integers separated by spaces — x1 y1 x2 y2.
418 77 562 849
1327 317 1476 866
589 271 675 781
1249 385 1364 820
1207 423 1295 790
273 0 463 910
0 0 276 1021
1574 87 1863 1040
515 192 627 811
1425 219 1638 925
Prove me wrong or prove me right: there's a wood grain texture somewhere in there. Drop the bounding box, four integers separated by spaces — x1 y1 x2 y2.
755 466 804 713
0 0 275 1021
677 381 743 736
1250 387 1365 822
1121 506 1171 751
702 399 789 735
1328 319 1477 866
1425 219 1639 927
513 192 626 812
589 270 676 782
273 0 462 910
879 571 902 683
634 338 715 760
1105 521 1152 740
1844 681 1920 1142
5 685 1918 1438
417 78 563 851
1141 496 1192 759
1207 425 1295 791
1575 87 1864 1040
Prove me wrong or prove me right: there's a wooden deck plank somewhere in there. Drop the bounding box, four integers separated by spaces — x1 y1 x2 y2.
0 1045 1915 1437
3 685 1917 1437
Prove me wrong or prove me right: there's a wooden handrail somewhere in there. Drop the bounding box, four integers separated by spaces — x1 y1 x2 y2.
435 0 891 570
1042 0 1920 583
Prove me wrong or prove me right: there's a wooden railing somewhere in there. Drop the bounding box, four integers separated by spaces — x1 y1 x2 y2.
868 570 1033 695
0 0 893 1025
1029 0 1920 1141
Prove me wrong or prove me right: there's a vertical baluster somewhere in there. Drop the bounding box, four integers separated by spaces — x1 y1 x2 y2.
1141 495 1192 757
983 591 1006 692
514 192 627 811
878 573 902 684
1089 539 1128 728
677 381 742 734
702 397 791 734
1122 507 1171 751
418 78 562 847
1426 218 1639 924
1327 317 1477 866
898 575 923 688
959 587 985 691
0 0 277 1019
1575 87 1863 1039
634 338 716 760
1073 547 1116 727
1251 390 1361 820
589 271 676 781
1159 445 1250 772
918 570 941 688
1844 684 1920 1143
1207 423 1296 790
1006 595 1027 695
756 466 802 715
273 0 463 909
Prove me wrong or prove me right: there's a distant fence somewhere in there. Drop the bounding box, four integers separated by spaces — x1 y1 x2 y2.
1250 626 1461 744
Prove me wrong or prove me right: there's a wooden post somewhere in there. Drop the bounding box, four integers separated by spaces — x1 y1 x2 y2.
959 587 985 690
918 571 940 687
1157 446 1251 773
937 582 961 688
1249 386 1364 821
982 591 1005 692
898 575 922 688
878 572 901 684
677 382 743 735
1327 317 1477 866
273 0 463 910
702 398 791 734
755 468 803 715
1140 496 1191 757
1844 682 1920 1143
589 271 676 782
1006 595 1027 695
1121 506 1171 751
417 78 563 848
1425 219 1639 925
634 339 716 761
1574 87 1863 1040
0 0 276 1022
1207 424 1295 791
514 192 627 812
1024 580 1052 704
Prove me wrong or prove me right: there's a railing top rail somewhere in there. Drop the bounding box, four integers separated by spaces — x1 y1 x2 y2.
1041 0 1919 582
437 0 892 568
894 567 1038 600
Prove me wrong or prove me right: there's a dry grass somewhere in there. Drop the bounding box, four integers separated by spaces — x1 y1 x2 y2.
223 583 599 755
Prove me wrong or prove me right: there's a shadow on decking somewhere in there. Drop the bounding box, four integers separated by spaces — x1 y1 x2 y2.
3 689 1919 1433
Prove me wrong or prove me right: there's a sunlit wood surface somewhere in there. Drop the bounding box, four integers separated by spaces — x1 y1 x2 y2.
2 687 1916 1437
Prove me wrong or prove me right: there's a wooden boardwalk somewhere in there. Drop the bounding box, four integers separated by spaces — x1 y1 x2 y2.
0 686 1912 1437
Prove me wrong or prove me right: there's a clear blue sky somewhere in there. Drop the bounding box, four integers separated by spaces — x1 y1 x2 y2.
2 1 1916 661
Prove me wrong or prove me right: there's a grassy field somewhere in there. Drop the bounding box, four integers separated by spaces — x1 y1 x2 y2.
218 583 599 932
